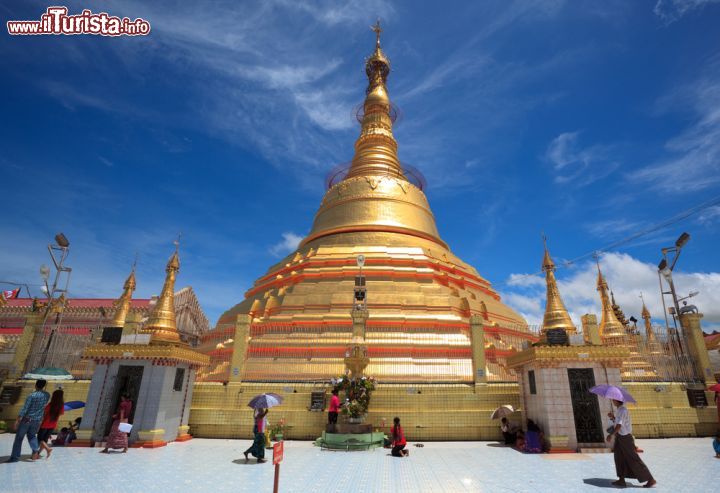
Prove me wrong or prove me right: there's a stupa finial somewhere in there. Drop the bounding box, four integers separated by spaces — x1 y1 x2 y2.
371 19 382 49
110 262 137 328
143 243 183 345
345 21 403 180
540 238 576 337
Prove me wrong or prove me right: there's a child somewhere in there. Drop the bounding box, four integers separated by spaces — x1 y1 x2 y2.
66 417 81 444
713 431 720 458
52 427 70 446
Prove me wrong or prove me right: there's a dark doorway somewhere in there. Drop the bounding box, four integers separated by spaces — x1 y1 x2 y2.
567 368 603 443
102 365 144 437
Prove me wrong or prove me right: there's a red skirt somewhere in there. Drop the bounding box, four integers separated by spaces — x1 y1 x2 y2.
106 419 129 449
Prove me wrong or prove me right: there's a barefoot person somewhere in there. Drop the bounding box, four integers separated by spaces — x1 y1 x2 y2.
102 394 132 453
391 417 408 457
244 408 268 463
38 389 64 459
6 379 50 463
607 399 656 488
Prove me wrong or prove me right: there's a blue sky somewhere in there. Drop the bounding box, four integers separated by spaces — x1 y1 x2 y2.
1 0 719 330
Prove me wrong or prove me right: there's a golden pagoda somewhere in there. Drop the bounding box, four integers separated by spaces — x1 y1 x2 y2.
143 248 184 346
641 298 663 356
110 266 136 327
540 241 577 339
206 23 531 383
596 263 626 346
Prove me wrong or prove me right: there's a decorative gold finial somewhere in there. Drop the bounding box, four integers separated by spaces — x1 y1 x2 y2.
371 19 382 49
540 238 576 337
596 260 626 345
143 244 184 345
345 19 402 180
110 263 137 328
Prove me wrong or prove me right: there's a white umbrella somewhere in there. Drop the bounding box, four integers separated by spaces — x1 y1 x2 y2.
490 405 515 420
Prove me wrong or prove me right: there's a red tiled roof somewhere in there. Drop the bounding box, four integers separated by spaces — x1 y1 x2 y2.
5 298 152 308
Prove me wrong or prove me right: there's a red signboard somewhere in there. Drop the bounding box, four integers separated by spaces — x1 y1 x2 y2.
272 440 284 465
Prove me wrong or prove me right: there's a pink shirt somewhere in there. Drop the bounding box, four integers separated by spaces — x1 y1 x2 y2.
329 395 340 413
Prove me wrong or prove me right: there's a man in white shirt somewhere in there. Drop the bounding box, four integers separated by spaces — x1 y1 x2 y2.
606 399 656 488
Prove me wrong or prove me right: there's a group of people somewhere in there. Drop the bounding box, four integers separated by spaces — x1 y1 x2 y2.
5 379 132 462
500 417 548 453
499 400 657 488
7 379 60 462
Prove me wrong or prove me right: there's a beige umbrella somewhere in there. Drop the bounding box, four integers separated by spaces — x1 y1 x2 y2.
490 405 515 420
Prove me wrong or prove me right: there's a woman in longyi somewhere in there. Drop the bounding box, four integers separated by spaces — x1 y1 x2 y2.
606 399 656 488
102 394 132 453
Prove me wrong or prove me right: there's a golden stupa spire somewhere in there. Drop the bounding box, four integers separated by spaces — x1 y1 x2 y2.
345 19 404 180
596 260 626 345
144 242 183 345
110 262 137 327
540 237 577 337
640 294 659 345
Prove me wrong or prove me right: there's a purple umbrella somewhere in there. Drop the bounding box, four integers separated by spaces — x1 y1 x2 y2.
247 393 283 410
589 384 636 404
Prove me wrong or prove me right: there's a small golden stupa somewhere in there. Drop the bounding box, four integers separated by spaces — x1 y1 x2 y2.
641 298 663 356
144 248 184 346
596 263 627 346
540 241 577 339
110 267 136 328
209 22 531 383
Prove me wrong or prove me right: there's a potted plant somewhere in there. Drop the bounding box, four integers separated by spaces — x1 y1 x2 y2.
270 418 286 441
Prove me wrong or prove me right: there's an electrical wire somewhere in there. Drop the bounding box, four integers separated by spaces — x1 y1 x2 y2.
497 193 720 287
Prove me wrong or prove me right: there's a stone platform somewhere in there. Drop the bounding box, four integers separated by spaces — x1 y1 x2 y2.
1 435 716 492
314 431 385 450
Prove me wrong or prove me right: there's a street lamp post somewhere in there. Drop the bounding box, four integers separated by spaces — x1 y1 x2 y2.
35 233 72 370
656 232 698 381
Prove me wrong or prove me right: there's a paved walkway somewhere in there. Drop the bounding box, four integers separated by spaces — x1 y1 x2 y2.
0 435 716 492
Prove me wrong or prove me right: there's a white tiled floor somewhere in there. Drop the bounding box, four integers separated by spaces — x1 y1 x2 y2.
0 435 716 492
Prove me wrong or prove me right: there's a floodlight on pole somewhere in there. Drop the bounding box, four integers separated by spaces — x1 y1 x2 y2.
675 232 690 248
55 233 69 248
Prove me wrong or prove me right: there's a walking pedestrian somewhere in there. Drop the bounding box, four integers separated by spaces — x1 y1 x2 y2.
328 389 340 427
101 394 132 453
38 389 64 459
606 399 656 488
244 408 268 463
6 379 50 462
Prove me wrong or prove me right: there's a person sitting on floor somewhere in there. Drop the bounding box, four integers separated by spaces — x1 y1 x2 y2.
523 419 544 453
391 417 409 457
500 417 517 445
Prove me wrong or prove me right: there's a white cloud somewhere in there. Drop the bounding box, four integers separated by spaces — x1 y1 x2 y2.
629 60 720 192
653 0 720 24
696 205 720 226
502 251 720 331
545 131 620 186
269 232 303 257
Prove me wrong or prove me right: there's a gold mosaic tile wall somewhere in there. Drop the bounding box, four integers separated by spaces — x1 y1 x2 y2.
1 379 715 442
0 380 90 427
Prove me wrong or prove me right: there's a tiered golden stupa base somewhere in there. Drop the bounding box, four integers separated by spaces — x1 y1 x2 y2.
206 239 532 384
